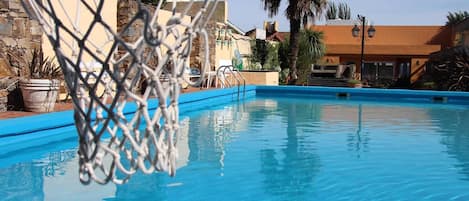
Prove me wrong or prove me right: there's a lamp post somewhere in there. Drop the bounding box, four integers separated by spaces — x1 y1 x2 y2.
352 15 376 81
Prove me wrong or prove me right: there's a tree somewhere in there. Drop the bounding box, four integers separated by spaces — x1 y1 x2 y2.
250 40 280 71
427 46 469 91
446 11 469 26
262 0 327 85
326 2 351 20
337 2 351 20
326 2 337 19
279 30 325 84
250 39 269 67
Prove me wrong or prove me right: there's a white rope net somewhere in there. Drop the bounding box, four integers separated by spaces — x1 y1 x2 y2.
23 0 218 184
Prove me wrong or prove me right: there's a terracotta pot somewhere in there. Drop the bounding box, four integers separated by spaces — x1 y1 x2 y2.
19 79 60 112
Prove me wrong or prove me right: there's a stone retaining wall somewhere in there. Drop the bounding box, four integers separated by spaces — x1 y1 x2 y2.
117 0 217 70
0 0 42 77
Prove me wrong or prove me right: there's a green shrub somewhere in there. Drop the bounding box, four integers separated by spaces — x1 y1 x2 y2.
348 79 361 85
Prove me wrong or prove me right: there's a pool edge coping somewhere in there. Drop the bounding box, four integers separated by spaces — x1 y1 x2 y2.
0 86 257 138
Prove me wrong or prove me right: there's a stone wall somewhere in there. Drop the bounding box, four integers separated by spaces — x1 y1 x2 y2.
117 0 216 70
117 0 145 48
196 22 217 70
0 0 42 77
187 22 216 70
0 0 42 111
161 2 222 70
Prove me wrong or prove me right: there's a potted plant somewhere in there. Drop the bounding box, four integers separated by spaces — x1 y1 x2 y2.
19 49 62 112
347 79 362 88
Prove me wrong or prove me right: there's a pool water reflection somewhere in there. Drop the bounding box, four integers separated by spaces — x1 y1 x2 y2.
1 96 469 200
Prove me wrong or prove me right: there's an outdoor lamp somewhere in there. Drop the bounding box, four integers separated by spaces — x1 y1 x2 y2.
352 25 360 37
352 15 376 81
367 25 376 38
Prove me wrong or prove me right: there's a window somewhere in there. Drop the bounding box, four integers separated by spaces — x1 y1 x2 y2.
363 62 395 81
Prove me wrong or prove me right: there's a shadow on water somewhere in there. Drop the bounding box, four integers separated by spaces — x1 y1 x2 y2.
260 102 321 200
430 108 469 181
346 104 370 158
114 173 169 201
0 149 76 201
114 103 251 200
0 163 44 201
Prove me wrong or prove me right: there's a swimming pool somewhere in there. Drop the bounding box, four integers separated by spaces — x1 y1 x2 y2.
1 86 469 200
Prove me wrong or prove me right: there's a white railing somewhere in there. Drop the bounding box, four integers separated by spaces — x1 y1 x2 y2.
216 65 246 99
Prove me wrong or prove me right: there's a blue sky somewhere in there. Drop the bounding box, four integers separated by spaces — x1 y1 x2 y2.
228 0 469 32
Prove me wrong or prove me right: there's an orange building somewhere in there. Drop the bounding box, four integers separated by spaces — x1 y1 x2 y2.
311 24 453 84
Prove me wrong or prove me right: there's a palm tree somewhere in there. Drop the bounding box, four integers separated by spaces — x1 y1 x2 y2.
326 2 351 20
262 0 327 85
446 11 469 26
279 30 325 84
337 2 351 20
326 2 337 19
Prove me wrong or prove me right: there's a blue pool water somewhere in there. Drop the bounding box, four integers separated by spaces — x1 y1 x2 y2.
2 94 469 200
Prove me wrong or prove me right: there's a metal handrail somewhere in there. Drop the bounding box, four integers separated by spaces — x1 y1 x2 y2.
235 69 246 97
216 66 232 87
216 65 246 99
231 69 246 98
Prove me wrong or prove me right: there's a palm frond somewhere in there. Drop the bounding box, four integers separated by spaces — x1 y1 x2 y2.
446 11 469 25
261 0 282 17
338 2 351 20
326 2 337 20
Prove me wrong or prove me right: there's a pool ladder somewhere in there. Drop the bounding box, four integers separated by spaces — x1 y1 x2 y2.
216 65 246 99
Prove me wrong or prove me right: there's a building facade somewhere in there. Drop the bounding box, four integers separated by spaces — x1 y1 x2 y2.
311 24 453 84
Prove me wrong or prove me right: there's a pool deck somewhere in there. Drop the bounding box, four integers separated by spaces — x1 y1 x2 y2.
0 86 208 120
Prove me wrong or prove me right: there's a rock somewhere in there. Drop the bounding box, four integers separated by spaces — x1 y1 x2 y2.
0 89 6 112
0 58 13 77
0 89 7 97
0 17 12 35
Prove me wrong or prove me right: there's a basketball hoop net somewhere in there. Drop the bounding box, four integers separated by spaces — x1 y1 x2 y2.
22 0 218 184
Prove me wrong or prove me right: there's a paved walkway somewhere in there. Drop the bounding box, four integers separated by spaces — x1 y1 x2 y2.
0 87 208 120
